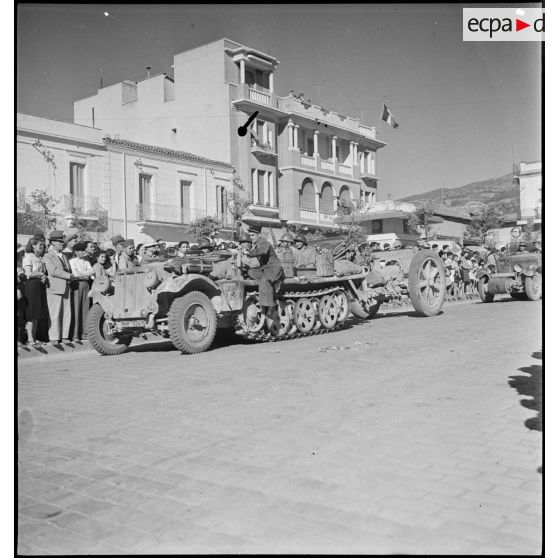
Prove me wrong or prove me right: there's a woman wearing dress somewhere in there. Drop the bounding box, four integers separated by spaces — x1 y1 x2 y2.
22 236 50 346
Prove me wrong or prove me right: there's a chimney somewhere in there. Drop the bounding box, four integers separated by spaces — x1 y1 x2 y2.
146 66 151 78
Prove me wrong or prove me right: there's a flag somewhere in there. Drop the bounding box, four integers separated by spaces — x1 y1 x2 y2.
382 104 399 128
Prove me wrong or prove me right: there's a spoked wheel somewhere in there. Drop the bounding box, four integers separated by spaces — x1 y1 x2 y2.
318 295 338 329
294 297 316 333
86 303 132 356
241 295 266 333
267 300 293 338
168 291 217 354
407 250 446 316
334 290 350 324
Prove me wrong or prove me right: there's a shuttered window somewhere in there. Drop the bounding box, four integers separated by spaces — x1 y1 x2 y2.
70 163 85 197
320 184 334 213
300 180 315 210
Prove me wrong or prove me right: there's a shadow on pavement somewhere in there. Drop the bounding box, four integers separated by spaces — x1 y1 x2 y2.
508 349 542 433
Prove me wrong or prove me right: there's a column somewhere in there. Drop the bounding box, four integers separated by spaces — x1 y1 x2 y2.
240 59 245 84
294 124 299 151
360 151 365 173
367 151 373 174
287 119 294 149
270 172 276 207
353 142 359 165
252 168 258 204
269 72 274 93
313 130 319 157
349 142 354 164
331 136 337 161
263 172 269 206
315 189 320 224
263 121 268 146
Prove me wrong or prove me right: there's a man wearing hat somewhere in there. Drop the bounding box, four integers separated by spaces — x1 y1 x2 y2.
118 239 139 269
43 230 76 344
63 233 79 260
69 241 95 340
292 233 317 269
111 235 126 271
239 225 284 315
517 242 528 253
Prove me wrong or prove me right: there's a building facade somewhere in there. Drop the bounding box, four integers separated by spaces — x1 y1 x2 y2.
73 38 386 234
16 113 233 243
515 161 542 224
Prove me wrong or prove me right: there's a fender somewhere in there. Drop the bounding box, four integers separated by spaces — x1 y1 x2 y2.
476 267 491 280
164 273 221 297
89 290 114 316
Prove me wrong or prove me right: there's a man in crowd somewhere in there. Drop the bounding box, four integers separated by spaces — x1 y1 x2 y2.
240 225 284 317
70 241 95 340
43 230 75 345
111 235 126 271
84 240 97 265
63 233 79 260
292 233 317 268
517 242 528 253
118 239 139 269
531 240 542 254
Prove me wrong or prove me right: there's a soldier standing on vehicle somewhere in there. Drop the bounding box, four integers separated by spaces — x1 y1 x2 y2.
517 242 528 253
277 233 295 255
118 240 139 269
240 225 285 317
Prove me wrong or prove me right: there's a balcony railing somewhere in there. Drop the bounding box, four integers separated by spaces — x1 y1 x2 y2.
321 160 335 172
319 211 336 223
250 137 276 155
301 154 316 168
338 164 352 176
358 125 377 139
137 203 236 228
63 194 102 219
299 208 317 221
249 87 271 105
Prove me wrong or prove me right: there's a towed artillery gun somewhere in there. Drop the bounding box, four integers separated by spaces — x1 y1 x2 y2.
86 241 446 356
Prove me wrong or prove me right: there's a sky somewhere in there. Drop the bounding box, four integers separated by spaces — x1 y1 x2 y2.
17 3 542 201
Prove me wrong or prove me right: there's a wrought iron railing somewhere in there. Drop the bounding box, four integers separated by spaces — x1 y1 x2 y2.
63 194 101 218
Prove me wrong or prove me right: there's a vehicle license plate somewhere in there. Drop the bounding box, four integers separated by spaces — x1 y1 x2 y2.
118 319 145 328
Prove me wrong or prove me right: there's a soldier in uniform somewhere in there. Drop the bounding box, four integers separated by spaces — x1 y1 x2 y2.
118 239 139 269
277 233 295 256
111 235 126 271
239 226 284 316
292 233 317 268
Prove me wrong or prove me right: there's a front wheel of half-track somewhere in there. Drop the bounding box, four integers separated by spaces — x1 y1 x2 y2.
168 291 217 354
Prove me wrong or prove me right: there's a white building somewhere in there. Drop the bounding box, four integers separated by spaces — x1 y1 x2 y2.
515 161 542 224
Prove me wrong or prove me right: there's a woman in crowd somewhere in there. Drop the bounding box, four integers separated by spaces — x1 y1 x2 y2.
136 243 146 263
92 250 116 277
22 236 50 346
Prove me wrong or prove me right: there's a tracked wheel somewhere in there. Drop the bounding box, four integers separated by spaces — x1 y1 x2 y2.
242 295 266 333
334 290 350 324
311 298 322 331
318 295 338 329
294 298 316 333
267 300 292 338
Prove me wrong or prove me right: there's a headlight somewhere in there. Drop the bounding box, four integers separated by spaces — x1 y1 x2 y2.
514 264 522 273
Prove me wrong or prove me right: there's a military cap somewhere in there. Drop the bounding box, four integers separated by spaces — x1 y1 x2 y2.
48 230 66 242
122 239 135 248
280 233 295 243
294 233 307 244
65 232 78 243
111 234 126 246
238 231 252 244
392 240 403 249
247 224 261 234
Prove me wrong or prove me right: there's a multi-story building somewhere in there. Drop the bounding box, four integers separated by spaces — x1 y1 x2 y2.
16 113 233 243
515 161 542 224
73 38 386 234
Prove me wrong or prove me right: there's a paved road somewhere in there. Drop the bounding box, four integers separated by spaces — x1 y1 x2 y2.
18 299 542 555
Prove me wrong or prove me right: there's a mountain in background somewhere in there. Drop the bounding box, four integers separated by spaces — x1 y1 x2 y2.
399 172 519 215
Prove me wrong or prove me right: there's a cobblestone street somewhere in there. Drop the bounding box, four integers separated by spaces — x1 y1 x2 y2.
17 299 542 554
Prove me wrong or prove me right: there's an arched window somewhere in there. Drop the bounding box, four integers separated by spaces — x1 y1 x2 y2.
299 179 315 210
320 183 334 213
339 186 351 208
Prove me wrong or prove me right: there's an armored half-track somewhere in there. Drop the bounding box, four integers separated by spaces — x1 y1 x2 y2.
86 245 446 356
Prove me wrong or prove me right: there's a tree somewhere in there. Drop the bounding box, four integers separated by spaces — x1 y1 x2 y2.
407 201 435 240
334 198 368 245
187 215 222 241
465 206 504 246
18 189 59 236
227 172 251 238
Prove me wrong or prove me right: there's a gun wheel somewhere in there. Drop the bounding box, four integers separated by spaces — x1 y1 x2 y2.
408 250 446 316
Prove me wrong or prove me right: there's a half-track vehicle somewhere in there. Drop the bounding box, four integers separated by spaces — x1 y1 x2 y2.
476 241 542 303
86 243 446 356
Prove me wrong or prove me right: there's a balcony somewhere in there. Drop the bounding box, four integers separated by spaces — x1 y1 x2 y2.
248 203 280 219
137 203 208 225
233 84 283 118
250 137 277 158
298 207 340 229
63 194 103 220
338 164 352 176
